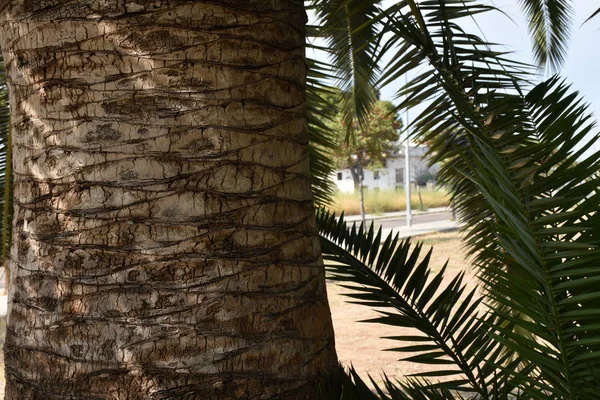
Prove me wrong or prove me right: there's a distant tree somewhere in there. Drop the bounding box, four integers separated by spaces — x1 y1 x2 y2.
413 168 436 211
414 168 437 187
332 100 401 189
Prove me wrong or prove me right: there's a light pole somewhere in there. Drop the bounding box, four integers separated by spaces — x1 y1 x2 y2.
350 152 366 226
405 112 412 228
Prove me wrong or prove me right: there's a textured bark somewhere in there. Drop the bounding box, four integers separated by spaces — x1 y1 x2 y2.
0 1 337 399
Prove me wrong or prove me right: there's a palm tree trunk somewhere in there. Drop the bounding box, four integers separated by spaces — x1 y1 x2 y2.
0 1 337 398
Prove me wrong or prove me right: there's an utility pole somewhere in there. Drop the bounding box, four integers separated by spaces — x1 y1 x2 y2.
351 152 367 226
358 157 366 226
405 108 412 228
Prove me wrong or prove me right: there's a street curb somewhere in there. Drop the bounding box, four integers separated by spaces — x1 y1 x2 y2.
342 208 451 223
403 225 460 238
377 221 463 242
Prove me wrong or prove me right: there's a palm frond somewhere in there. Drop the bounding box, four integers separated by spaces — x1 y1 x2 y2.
375 0 600 396
518 0 573 71
583 7 600 25
318 364 381 400
310 0 382 136
316 209 506 398
306 54 338 206
380 0 534 269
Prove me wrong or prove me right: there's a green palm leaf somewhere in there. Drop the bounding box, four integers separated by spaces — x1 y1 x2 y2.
316 209 508 398
518 0 573 71
309 0 382 136
583 7 600 25
318 364 381 400
306 53 339 206
374 0 600 396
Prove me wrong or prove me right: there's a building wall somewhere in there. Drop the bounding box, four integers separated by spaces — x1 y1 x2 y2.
332 147 438 193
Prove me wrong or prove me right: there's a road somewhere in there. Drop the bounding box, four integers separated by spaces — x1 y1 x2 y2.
348 211 453 230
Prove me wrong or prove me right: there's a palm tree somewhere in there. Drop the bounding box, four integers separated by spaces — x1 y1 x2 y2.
0 0 598 398
0 2 338 398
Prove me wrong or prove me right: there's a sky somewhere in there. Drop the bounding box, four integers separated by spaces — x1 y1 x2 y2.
310 1 600 156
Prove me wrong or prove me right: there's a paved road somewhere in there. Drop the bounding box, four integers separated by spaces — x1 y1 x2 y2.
355 211 454 230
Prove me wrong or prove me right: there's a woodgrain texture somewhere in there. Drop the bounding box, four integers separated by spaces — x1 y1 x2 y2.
0 1 338 398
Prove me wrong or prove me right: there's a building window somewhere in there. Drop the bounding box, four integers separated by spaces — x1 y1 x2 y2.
337 172 343 181
374 171 380 180
395 168 404 184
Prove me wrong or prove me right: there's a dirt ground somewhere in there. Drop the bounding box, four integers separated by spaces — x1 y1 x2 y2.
0 231 473 397
328 230 477 387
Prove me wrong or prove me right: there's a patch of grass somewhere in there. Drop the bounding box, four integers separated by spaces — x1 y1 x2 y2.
417 231 472 274
419 231 463 246
327 188 449 215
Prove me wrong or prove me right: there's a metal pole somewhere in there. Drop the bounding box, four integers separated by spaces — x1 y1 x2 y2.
359 161 366 226
405 108 412 228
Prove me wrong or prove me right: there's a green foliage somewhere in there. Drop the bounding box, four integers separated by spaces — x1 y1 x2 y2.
315 0 600 398
0 0 598 397
319 365 381 400
414 169 437 187
305 0 388 206
317 209 503 398
331 99 401 172
518 0 573 71
307 54 340 206
305 0 402 203
309 0 383 137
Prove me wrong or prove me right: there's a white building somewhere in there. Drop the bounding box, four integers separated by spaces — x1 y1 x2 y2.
333 146 438 193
